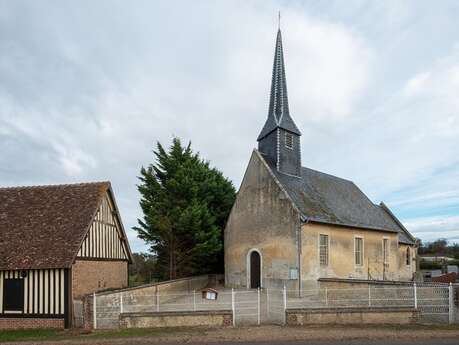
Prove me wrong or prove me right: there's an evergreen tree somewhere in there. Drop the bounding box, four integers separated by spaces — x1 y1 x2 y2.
134 138 235 280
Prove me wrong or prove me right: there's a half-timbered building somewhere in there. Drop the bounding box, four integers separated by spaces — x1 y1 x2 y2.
0 182 132 329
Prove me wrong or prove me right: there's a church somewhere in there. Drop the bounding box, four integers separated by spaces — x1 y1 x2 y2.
224 29 417 291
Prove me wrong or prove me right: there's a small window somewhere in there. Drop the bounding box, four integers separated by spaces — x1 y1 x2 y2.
383 238 389 266
3 278 24 312
285 132 293 149
319 234 329 266
406 247 411 266
355 237 363 266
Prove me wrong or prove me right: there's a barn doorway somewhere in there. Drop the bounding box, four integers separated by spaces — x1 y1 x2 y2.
249 250 261 289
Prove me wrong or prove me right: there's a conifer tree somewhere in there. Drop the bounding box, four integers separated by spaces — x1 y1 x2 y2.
134 138 235 280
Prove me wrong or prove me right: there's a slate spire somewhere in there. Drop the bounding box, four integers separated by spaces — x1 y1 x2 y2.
257 29 301 141
257 28 302 177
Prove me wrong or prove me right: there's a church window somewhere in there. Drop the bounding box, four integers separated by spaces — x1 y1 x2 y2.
406 247 411 266
319 234 329 266
285 132 293 149
383 238 389 266
355 237 363 266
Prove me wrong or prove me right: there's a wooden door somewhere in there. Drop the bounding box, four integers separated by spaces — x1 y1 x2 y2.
250 251 261 289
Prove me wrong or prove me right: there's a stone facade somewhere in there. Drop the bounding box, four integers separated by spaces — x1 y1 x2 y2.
225 151 300 290
225 151 417 291
72 259 128 300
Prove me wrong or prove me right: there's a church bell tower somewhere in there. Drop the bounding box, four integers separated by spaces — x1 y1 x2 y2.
257 29 302 177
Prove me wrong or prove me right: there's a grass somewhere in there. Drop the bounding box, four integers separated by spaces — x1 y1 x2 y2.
0 327 193 343
0 329 65 343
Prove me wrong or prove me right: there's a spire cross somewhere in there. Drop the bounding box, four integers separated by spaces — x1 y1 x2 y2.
278 11 281 30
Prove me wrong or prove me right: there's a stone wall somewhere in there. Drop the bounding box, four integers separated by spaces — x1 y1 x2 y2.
120 310 232 328
301 222 414 289
72 259 128 300
286 307 419 325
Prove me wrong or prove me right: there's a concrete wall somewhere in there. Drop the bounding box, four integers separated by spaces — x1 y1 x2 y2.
120 310 232 328
286 307 418 325
72 259 128 299
301 223 412 289
225 150 300 289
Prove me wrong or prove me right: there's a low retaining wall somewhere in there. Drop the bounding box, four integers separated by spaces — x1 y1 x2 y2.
0 318 64 329
120 310 233 328
286 307 419 325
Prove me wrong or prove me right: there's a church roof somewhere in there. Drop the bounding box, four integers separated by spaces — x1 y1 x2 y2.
257 29 301 141
259 151 415 244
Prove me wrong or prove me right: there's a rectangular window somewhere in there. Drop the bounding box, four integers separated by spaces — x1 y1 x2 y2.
319 234 329 266
355 237 363 266
285 132 293 149
383 238 389 266
3 278 24 312
406 247 411 266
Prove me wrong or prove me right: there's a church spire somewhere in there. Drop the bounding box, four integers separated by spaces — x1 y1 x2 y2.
257 28 301 141
257 27 302 177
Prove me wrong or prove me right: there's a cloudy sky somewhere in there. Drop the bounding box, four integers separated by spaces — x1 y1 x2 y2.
1 1 458 252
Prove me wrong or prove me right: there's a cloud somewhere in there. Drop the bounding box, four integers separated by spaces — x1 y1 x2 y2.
0 1 458 251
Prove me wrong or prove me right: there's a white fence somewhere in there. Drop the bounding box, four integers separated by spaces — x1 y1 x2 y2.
285 283 458 324
92 283 458 329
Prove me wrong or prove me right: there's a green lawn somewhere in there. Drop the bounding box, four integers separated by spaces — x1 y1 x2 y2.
0 327 189 343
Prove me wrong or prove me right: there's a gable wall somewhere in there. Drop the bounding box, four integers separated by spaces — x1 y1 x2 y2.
77 193 128 260
301 222 414 289
73 192 129 299
225 151 300 289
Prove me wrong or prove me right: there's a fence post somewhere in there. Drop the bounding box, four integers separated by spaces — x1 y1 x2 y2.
449 283 454 324
231 288 235 327
193 290 196 311
283 285 287 325
266 288 270 317
413 282 418 309
120 293 123 314
257 287 261 325
368 285 371 307
93 292 97 330
156 292 160 312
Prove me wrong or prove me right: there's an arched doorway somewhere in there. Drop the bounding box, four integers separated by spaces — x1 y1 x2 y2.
248 250 261 289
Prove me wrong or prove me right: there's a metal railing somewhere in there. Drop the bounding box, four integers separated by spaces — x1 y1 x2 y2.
92 283 458 329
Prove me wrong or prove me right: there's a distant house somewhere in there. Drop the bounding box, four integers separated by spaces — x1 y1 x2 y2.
0 182 132 329
225 29 417 291
420 255 456 263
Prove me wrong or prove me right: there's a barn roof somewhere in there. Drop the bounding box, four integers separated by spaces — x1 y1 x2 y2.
258 151 416 245
0 182 131 270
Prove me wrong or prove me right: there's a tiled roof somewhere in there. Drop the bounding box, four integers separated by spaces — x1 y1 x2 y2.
0 182 111 270
259 151 415 244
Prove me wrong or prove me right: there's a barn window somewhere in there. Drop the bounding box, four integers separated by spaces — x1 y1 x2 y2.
383 238 389 266
319 234 329 266
3 278 24 312
406 247 411 266
354 237 363 266
285 132 293 149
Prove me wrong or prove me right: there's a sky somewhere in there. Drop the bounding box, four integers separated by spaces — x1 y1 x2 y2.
1 0 458 252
